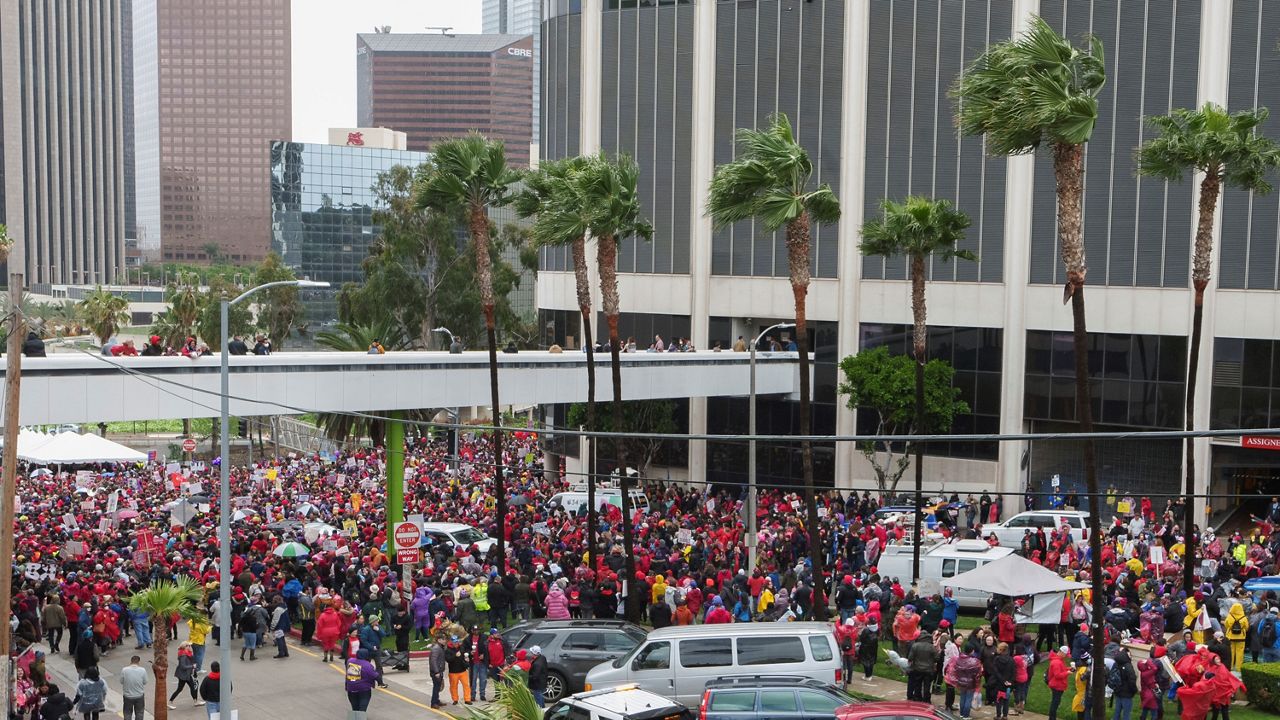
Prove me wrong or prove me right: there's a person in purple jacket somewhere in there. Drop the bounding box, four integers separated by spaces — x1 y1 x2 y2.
411 586 434 641
345 648 380 719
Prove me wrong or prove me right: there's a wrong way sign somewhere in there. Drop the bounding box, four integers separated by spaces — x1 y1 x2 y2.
393 521 421 564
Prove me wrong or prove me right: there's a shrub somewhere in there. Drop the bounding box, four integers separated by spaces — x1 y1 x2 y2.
1241 662 1280 713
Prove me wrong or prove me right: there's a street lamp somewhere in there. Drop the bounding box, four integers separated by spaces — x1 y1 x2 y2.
747 321 795 571
218 278 327 716
433 326 460 353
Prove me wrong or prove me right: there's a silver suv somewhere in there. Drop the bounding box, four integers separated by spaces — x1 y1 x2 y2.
984 510 1090 548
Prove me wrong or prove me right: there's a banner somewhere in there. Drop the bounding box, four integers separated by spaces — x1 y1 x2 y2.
106 490 119 515
351 493 363 513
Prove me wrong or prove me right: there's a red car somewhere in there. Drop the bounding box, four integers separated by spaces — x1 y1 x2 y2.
835 701 959 720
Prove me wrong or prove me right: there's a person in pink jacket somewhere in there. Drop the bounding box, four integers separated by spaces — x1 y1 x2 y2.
544 585 571 620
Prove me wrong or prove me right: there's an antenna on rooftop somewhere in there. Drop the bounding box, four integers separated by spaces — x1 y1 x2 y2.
373 25 391 34
425 26 455 37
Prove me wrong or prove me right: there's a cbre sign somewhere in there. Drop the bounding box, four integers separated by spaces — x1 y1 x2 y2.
507 47 532 57
1241 435 1280 451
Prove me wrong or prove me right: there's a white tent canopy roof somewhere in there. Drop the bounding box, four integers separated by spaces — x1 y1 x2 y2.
940 553 1088 595
12 431 147 465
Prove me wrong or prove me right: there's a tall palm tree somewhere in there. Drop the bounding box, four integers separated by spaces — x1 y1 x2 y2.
579 153 653 622
127 577 205 720
954 16 1107 718
75 286 130 345
1136 103 1280 594
707 114 840 617
314 320 415 444
415 133 521 561
860 196 974 584
513 156 604 571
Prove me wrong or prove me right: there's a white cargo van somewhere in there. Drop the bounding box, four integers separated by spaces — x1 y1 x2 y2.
583 622 841 707
875 540 1015 608
548 488 650 515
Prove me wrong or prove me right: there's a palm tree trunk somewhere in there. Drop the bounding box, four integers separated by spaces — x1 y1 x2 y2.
575 237 599 574
597 235 637 621
787 214 826 620
1183 170 1219 595
153 616 170 720
471 205 506 562
910 253 927 585
1054 140 1106 720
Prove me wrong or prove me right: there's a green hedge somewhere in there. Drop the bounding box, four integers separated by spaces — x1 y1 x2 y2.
1242 662 1280 714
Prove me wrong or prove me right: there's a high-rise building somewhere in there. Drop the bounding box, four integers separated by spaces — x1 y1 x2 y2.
0 0 128 285
540 0 1280 530
132 0 291 265
356 32 535 167
482 0 540 159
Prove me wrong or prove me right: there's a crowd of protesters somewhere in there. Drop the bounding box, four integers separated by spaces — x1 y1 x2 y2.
3 427 1279 717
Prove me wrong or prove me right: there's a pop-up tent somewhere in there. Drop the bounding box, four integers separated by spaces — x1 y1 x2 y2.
1244 576 1280 593
16 432 147 465
942 553 1089 623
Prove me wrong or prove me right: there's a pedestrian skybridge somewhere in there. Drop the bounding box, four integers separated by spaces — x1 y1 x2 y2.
6 351 801 425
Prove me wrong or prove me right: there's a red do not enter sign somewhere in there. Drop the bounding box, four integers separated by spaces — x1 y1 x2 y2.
393 521 421 551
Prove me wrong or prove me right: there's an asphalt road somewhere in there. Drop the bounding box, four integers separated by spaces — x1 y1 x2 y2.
39 627 484 719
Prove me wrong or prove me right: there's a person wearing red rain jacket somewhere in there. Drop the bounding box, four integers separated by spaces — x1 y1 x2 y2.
1045 648 1071 720
315 606 343 662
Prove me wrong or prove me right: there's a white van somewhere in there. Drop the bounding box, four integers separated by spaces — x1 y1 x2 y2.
875 540 1015 608
583 622 841 707
983 510 1091 548
548 489 651 516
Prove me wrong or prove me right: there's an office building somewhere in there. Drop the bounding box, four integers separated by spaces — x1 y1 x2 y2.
482 0 541 160
0 0 128 285
538 0 1280 528
356 32 535 167
132 0 292 264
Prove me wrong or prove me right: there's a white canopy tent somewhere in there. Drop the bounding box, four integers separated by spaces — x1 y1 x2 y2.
941 553 1089 624
13 431 147 465
0 429 55 458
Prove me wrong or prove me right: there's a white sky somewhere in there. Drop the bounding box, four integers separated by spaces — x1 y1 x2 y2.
290 0 482 143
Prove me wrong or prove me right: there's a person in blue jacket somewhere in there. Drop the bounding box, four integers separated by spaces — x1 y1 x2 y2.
942 588 961 628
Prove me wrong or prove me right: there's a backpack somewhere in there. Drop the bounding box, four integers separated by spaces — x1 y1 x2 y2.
1106 665 1125 692
840 632 854 652
1228 617 1242 636
1261 618 1278 647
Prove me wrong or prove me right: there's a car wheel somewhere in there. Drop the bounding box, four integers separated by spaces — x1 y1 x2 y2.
544 671 567 702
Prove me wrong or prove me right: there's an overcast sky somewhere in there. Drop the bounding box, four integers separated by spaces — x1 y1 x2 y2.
290 0 482 143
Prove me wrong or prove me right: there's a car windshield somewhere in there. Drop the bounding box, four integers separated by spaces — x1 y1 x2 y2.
613 641 643 668
451 528 487 544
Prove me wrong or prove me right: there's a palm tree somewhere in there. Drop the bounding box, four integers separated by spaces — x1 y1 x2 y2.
954 16 1107 718
415 133 521 561
513 156 604 571
578 153 653 622
75 286 130 345
465 676 542 720
1136 103 1280 594
127 577 205 720
707 114 840 618
860 196 974 584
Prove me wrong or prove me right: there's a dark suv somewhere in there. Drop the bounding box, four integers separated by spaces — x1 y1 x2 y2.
697 677 861 720
500 619 648 702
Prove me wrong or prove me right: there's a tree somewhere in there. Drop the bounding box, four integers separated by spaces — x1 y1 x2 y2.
838 346 969 495
200 242 224 264
579 153 653 622
75 286 130 344
465 676 542 720
1136 103 1280 594
0 224 12 262
860 196 974 581
194 279 254 351
566 399 679 477
707 113 840 618
514 156 603 569
127 577 205 720
252 252 302 348
153 272 203 348
954 16 1107 717
414 133 521 562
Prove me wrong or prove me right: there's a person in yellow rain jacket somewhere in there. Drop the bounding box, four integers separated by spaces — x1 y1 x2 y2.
757 579 775 615
187 616 212 673
1186 593 1206 645
1224 603 1248 670
1071 660 1090 717
472 576 490 615
650 575 668 605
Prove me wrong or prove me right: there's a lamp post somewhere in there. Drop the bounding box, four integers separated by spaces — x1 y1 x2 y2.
433 327 462 471
218 278 327 716
747 321 795 571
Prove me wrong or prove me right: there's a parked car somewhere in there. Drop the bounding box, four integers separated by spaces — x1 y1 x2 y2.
500 619 647 703
585 622 841 707
545 685 691 720
420 521 496 553
981 510 1091 548
697 676 860 720
835 701 960 720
